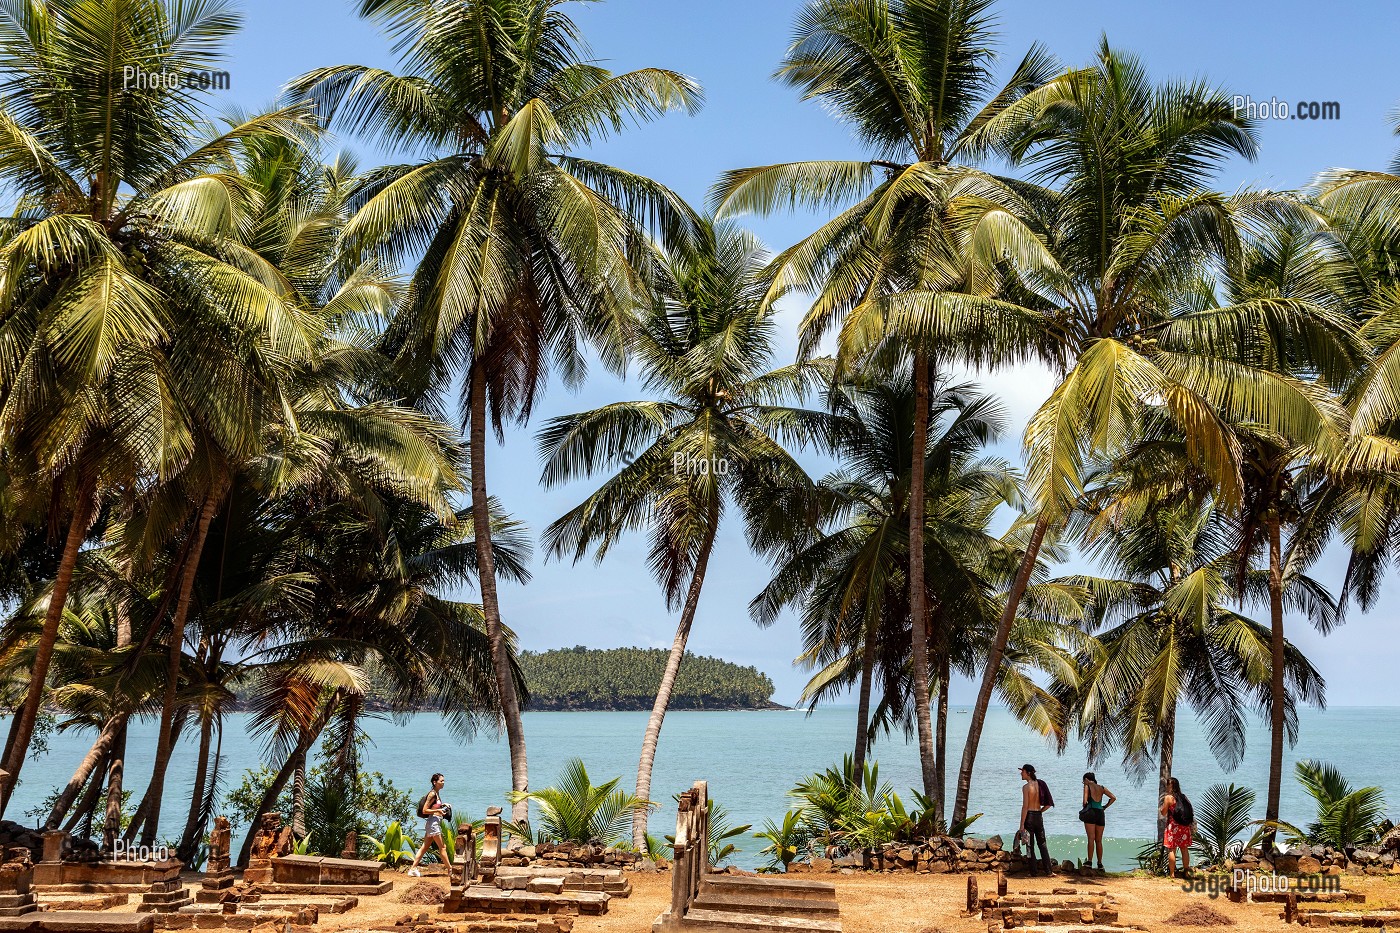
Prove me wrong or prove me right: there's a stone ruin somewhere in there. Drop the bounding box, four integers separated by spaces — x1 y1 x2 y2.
240 811 390 895
0 845 37 918
196 816 236 904
240 812 294 884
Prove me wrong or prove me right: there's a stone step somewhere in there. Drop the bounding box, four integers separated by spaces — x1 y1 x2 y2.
676 908 843 933
690 892 840 918
0 912 156 932
700 875 838 902
35 893 130 912
443 885 609 916
1297 910 1400 928
494 866 632 896
983 906 1120 926
243 879 391 896
1246 891 1364 904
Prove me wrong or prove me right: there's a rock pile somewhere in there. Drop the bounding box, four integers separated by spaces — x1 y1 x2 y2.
497 842 665 872
0 821 100 863
783 834 1061 875
1224 843 1400 876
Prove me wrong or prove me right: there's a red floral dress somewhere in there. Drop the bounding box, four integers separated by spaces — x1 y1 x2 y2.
1163 796 1193 849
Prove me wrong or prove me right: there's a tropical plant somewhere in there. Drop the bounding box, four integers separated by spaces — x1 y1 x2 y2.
664 800 750 867
1294 760 1387 850
538 221 826 849
290 0 702 825
504 759 654 848
1192 784 1257 865
366 821 416 868
754 811 808 872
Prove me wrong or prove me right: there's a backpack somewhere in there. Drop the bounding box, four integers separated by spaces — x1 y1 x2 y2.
417 792 434 819
1172 795 1194 825
1037 779 1055 809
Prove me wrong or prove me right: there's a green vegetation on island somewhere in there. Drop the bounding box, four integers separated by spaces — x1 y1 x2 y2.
518 647 780 711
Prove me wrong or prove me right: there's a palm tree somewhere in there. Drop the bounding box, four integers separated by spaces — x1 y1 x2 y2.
713 0 1059 801
750 372 1020 796
940 42 1361 825
290 0 701 822
1068 452 1329 841
538 221 827 850
0 0 316 810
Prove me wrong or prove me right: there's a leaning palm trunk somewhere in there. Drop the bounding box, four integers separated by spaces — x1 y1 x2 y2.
142 484 225 845
102 724 127 852
852 620 877 775
469 365 529 827
45 714 126 828
952 513 1052 825
0 492 92 812
66 752 111 835
632 503 720 852
1263 516 1287 854
908 355 937 797
291 751 307 838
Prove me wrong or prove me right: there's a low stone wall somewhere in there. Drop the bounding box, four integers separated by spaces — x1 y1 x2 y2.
497 843 668 872
1224 841 1400 877
785 834 1026 875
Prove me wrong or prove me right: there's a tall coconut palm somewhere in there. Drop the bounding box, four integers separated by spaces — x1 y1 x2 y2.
938 42 1363 825
1068 454 1330 841
713 0 1059 800
537 221 827 850
750 372 1018 784
0 0 316 810
290 0 701 821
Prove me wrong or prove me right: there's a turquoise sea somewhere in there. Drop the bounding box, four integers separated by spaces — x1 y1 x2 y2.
5 706 1397 872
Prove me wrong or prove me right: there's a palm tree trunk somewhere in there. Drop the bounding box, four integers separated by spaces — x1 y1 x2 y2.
66 750 111 835
469 363 529 826
908 353 936 798
935 649 950 824
142 483 223 845
632 497 721 852
852 618 877 776
103 724 127 853
0 490 92 813
176 713 215 862
291 750 307 838
1158 698 1177 842
1263 514 1287 855
952 512 1051 826
45 713 125 828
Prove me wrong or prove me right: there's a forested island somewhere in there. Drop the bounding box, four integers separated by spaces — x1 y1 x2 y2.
518 647 783 711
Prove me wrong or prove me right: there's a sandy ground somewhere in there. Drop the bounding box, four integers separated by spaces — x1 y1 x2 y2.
306 866 1400 933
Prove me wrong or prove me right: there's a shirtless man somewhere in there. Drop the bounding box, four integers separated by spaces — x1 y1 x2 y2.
1019 764 1053 875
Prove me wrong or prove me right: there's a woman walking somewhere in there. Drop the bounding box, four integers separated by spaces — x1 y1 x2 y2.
1160 777 1195 878
1079 772 1116 870
408 773 453 877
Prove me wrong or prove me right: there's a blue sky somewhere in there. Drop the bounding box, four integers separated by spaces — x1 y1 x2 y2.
220 0 1400 705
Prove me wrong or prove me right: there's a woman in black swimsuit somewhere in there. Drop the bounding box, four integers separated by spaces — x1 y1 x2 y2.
1081 772 1116 870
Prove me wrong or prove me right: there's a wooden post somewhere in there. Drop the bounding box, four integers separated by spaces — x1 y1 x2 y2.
1284 892 1298 924
997 869 1007 896
966 875 979 913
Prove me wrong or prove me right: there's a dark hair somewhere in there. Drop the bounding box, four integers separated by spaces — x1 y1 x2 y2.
431 773 444 783
1168 776 1190 807
1083 772 1096 783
